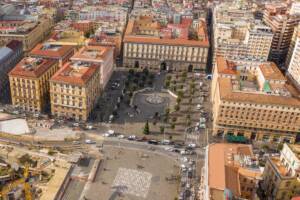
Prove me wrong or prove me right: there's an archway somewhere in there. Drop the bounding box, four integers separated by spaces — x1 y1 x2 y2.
160 61 167 71
188 64 193 72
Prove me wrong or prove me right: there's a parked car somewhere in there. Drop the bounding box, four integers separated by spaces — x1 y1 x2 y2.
85 139 96 144
148 140 159 145
127 135 136 140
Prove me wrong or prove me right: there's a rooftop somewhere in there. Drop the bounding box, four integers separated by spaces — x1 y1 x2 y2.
124 16 209 47
9 57 57 78
288 144 300 160
270 157 290 176
30 43 75 59
50 61 98 86
216 56 300 106
71 45 112 63
208 143 260 197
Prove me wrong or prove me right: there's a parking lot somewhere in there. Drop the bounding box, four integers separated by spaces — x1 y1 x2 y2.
83 145 180 200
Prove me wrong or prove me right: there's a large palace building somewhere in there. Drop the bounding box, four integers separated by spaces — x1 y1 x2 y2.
123 15 209 71
211 56 300 143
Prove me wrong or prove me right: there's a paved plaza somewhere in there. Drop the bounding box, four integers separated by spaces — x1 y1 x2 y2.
112 168 152 198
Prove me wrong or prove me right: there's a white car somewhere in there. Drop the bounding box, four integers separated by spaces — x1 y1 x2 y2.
85 139 95 144
117 134 125 139
188 143 197 148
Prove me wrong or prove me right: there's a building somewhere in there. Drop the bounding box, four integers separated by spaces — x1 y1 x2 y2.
285 24 300 68
263 3 300 67
123 15 209 71
72 20 94 34
261 143 300 200
9 57 59 112
0 40 23 103
29 43 75 67
70 45 114 90
211 56 300 143
287 27 300 90
88 35 122 59
50 61 101 121
212 3 273 65
0 17 53 52
199 143 261 200
47 30 86 46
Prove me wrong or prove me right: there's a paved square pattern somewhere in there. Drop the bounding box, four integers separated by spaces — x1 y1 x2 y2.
112 168 152 198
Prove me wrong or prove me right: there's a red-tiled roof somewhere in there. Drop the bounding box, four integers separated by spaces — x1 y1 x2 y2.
50 62 98 86
30 43 75 59
9 57 57 78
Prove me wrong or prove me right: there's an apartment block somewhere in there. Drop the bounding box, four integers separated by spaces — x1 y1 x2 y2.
9 57 59 112
70 45 114 90
287 27 300 90
0 40 23 103
199 143 261 200
211 56 300 143
263 3 300 67
123 15 209 71
50 61 101 121
212 3 273 65
262 144 300 200
0 17 53 52
30 43 75 67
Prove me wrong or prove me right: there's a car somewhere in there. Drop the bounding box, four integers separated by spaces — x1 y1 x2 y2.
104 133 112 137
127 135 136 140
148 140 158 145
180 150 188 155
72 141 81 145
172 149 180 153
12 110 19 115
188 143 197 148
86 125 93 130
161 139 171 145
73 123 79 127
85 139 96 144
117 134 125 139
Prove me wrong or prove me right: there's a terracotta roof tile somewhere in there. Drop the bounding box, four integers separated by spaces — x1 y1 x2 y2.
50 62 98 86
30 43 75 59
9 57 57 78
218 77 300 106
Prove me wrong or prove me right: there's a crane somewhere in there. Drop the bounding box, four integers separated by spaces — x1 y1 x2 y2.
0 164 32 200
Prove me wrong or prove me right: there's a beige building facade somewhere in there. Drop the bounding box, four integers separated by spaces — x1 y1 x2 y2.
263 3 300 66
0 17 54 52
262 144 300 200
287 30 300 90
9 57 59 112
211 56 300 143
212 3 273 65
123 16 209 71
50 61 101 121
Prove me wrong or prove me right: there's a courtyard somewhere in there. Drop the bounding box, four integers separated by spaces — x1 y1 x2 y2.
90 68 211 143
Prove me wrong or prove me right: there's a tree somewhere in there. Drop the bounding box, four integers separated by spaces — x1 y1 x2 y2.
143 121 150 135
143 68 149 76
160 126 165 134
174 104 180 111
176 97 182 104
165 80 170 88
129 69 135 75
172 117 177 122
171 123 175 129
